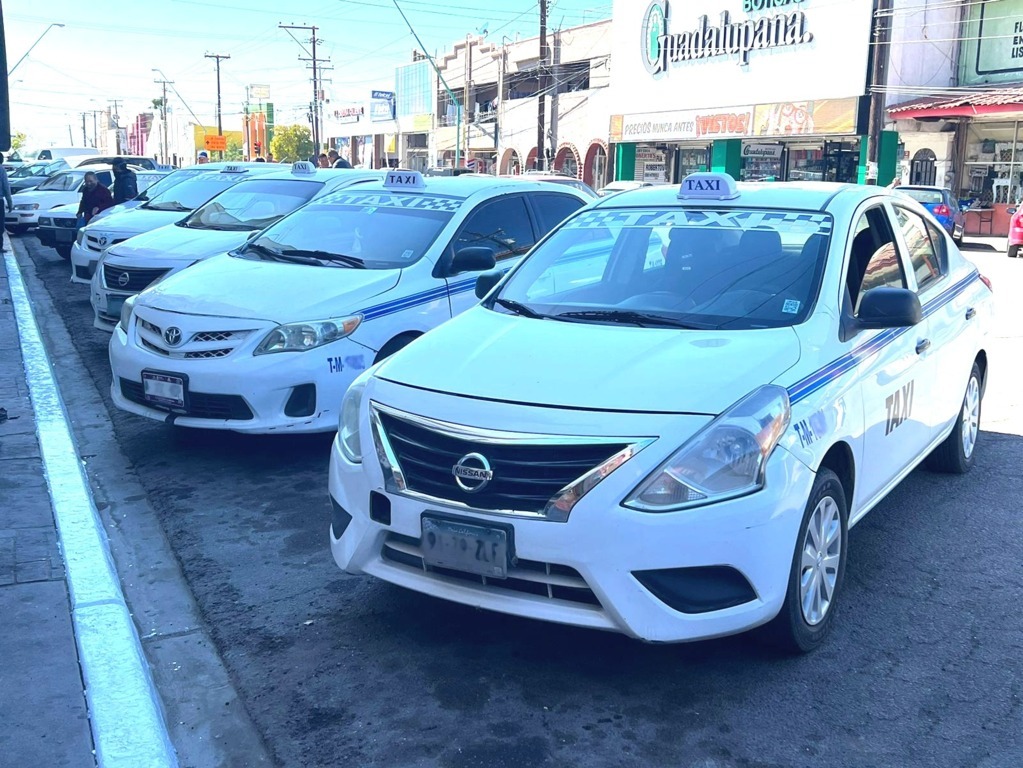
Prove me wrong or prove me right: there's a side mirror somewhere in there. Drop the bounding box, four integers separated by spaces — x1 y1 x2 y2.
245 230 261 241
451 246 497 276
857 287 922 329
1008 207 1017 215
475 269 503 299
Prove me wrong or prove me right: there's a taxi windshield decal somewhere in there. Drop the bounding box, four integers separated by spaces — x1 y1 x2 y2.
566 208 833 235
316 192 463 213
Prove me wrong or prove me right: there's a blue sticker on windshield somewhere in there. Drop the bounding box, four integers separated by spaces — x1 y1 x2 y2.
782 299 801 314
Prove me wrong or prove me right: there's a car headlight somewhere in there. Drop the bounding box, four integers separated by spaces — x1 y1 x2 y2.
76 229 86 246
119 295 137 333
14 203 39 211
338 376 369 462
624 385 791 512
253 316 362 355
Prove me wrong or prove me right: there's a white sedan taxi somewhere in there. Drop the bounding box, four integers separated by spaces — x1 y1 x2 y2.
328 172 993 652
91 164 381 330
109 171 590 434
70 162 279 284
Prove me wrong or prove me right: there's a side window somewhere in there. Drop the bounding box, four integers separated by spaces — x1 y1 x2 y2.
531 193 585 235
453 196 536 262
894 206 944 291
847 206 906 315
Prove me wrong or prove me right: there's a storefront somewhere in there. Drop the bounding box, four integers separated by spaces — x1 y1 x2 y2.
607 0 893 185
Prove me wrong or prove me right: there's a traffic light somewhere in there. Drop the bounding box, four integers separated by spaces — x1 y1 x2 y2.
254 142 262 154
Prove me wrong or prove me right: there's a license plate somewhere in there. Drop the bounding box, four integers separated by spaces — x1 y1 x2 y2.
142 371 185 408
56 228 74 243
421 516 509 579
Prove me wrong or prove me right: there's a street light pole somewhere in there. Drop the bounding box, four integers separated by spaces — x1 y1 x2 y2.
205 52 230 159
152 72 173 165
8 23 65 76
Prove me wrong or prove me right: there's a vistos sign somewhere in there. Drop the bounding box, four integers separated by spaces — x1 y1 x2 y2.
641 0 814 73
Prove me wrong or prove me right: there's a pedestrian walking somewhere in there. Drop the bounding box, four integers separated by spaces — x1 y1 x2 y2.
0 153 13 253
317 153 331 168
112 160 138 205
328 149 352 169
77 172 114 225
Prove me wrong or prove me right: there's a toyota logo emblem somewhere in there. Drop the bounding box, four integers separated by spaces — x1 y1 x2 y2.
99 236 108 246
452 452 494 493
117 271 130 288
163 327 183 346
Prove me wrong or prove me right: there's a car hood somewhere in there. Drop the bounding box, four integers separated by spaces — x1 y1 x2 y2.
376 307 803 415
140 255 402 324
104 224 247 265
10 189 76 207
83 207 185 238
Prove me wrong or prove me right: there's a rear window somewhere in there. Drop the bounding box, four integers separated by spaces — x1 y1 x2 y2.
38 172 84 191
899 188 944 206
493 206 833 330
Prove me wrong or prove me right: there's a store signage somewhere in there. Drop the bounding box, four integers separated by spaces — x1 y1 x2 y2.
641 0 813 73
742 143 783 159
370 91 395 122
334 105 365 124
960 0 1023 85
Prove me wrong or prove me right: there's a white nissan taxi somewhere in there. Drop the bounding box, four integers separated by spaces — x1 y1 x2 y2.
91 164 381 330
327 172 994 652
109 171 590 433
70 162 279 284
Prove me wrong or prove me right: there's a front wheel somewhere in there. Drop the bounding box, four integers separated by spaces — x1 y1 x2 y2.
926 362 982 474
764 468 848 654
56 245 72 261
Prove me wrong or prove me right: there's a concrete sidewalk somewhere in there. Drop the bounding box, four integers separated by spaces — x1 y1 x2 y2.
0 247 96 764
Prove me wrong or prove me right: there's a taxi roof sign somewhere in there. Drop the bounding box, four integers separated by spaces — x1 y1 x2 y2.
384 170 426 191
678 172 739 201
221 164 247 174
291 161 316 175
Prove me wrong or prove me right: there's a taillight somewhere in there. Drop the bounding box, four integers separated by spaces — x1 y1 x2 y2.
980 274 993 292
934 204 950 216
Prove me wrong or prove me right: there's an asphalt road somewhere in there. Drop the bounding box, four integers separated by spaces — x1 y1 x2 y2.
13 232 1023 768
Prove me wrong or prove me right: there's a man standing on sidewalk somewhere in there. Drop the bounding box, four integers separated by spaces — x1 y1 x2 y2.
0 153 13 253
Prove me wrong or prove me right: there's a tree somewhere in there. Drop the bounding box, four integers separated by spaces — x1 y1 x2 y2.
225 137 244 162
11 131 26 151
270 125 313 163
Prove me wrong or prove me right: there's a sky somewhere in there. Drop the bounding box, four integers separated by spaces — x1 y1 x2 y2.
5 0 612 148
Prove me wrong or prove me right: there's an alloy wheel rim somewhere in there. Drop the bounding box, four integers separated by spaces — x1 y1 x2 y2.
799 496 842 626
961 376 980 460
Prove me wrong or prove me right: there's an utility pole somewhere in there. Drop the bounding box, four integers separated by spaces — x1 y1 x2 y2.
280 24 331 154
154 76 173 165
80 113 88 147
205 52 230 159
866 0 893 186
109 100 123 153
536 0 548 171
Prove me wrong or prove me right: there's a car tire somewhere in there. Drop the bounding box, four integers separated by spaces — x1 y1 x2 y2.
925 362 982 474
374 333 420 364
10 225 28 235
1009 245 1020 258
763 467 848 655
56 246 72 261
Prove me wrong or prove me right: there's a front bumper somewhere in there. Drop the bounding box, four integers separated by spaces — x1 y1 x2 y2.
37 224 78 250
5 210 40 227
109 319 376 434
70 241 98 284
328 385 814 644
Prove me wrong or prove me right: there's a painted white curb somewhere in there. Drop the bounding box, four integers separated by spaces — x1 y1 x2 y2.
4 250 178 768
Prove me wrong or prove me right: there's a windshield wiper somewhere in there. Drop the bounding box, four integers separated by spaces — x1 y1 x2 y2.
493 298 545 319
246 242 290 261
279 249 366 268
553 309 710 329
147 201 190 212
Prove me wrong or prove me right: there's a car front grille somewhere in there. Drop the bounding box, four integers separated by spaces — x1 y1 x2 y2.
86 235 127 253
374 408 632 519
103 265 169 292
381 532 602 607
119 378 254 420
136 317 254 360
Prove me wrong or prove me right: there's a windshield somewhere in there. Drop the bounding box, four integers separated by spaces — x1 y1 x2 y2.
143 172 253 212
900 188 944 206
491 206 833 331
181 179 321 231
234 191 457 270
135 169 201 202
12 163 48 178
38 171 85 191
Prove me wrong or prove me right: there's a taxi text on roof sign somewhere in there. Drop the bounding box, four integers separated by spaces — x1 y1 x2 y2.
384 170 426 191
678 172 740 201
222 164 247 174
291 161 317 175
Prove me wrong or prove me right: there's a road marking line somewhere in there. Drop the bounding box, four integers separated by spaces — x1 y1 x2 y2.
4 250 178 768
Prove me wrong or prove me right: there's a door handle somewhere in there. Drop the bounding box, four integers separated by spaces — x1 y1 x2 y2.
965 307 977 320
916 339 932 355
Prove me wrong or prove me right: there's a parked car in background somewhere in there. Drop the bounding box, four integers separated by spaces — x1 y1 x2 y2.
598 180 658 197
27 147 99 163
37 170 170 260
1006 205 1023 258
894 186 965 244
502 171 598 198
75 155 167 171
4 165 119 233
8 159 71 193
1 148 29 172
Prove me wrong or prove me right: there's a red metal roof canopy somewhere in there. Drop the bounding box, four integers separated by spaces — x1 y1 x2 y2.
888 87 1023 120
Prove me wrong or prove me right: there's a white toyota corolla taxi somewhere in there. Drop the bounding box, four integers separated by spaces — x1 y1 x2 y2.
90 164 381 330
70 162 279 284
328 172 994 652
109 171 590 434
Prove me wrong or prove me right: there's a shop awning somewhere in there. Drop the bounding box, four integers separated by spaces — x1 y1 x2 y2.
887 87 1023 120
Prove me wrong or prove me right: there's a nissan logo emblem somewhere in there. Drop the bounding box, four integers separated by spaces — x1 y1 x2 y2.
117 271 130 288
452 452 494 493
163 327 183 346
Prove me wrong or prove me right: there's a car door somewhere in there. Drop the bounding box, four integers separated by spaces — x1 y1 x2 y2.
441 194 538 316
845 203 932 510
